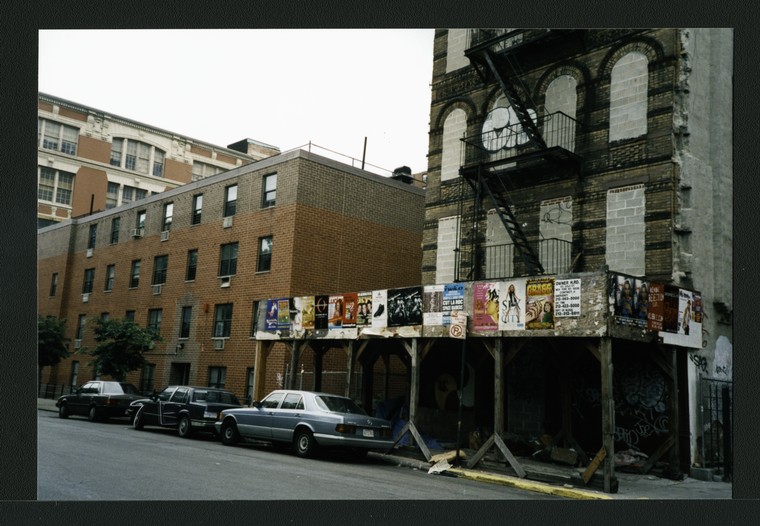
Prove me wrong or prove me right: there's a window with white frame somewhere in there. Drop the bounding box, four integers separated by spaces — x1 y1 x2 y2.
82 268 95 294
257 237 272 272
213 304 233 338
219 243 238 276
224 184 237 217
76 314 86 340
38 118 79 155
106 182 119 209
191 194 203 225
105 264 115 291
129 260 141 288
110 138 166 177
87 224 97 250
162 202 173 231
262 173 276 207
38 167 74 205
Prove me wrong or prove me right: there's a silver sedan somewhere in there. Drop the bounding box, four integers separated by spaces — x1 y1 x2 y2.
215 390 395 458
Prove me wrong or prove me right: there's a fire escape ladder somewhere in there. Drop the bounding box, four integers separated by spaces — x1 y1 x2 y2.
479 174 544 275
481 49 547 150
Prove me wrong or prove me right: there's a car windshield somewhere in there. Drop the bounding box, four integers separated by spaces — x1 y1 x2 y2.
102 382 139 394
315 395 367 415
193 390 240 405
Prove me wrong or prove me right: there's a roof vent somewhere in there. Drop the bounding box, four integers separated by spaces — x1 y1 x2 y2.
391 166 413 184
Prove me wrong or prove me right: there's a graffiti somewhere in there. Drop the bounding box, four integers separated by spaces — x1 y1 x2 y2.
715 365 729 376
615 414 669 450
690 354 708 373
619 366 667 414
541 200 573 226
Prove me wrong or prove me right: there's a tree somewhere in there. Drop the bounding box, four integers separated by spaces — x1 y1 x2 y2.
38 315 70 383
83 318 162 381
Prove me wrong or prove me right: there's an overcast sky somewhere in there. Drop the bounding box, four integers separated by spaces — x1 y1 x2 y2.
38 29 435 176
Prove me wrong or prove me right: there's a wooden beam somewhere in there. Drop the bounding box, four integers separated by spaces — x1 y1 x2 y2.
642 436 674 474
668 346 681 478
599 337 616 493
493 433 527 478
354 340 370 363
481 339 495 360
494 338 504 435
252 341 272 402
408 339 420 425
582 447 607 484
651 345 674 380
287 341 302 390
584 340 601 362
344 341 355 398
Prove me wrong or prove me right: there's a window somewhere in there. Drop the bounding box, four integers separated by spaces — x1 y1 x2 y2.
82 268 95 294
110 138 165 176
609 52 649 142
38 118 79 155
171 387 190 403
136 210 146 230
191 194 203 225
105 264 115 291
153 255 168 285
180 306 192 339
122 185 147 205
261 392 284 409
87 224 97 250
76 314 86 340
281 393 304 410
245 367 255 405
49 273 58 297
250 301 259 337
101 312 110 321
208 367 227 389
162 202 173 231
186 249 198 281
140 364 155 394
213 303 233 338
262 173 276 207
219 243 238 276
106 182 120 209
125 310 136 321
257 236 272 272
130 260 141 288
147 308 163 336
38 167 74 205
224 184 237 217
110 217 120 244
69 361 80 389
441 108 467 182
192 161 222 181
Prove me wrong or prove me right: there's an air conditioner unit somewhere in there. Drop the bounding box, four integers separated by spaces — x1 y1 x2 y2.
73 339 82 349
82 293 90 303
160 230 170 241
86 248 94 258
152 284 163 295
220 276 231 288
131 228 144 238
223 216 233 228
213 339 225 350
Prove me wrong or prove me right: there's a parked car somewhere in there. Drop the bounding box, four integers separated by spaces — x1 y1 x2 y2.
128 385 242 438
215 390 395 458
56 381 143 422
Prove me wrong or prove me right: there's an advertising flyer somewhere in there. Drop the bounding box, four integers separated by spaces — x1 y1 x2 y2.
442 283 465 326
314 295 329 330
371 289 387 328
473 282 499 331
342 292 358 329
300 296 315 330
387 286 423 327
554 278 581 317
499 278 526 330
356 292 373 327
526 278 555 330
423 284 444 326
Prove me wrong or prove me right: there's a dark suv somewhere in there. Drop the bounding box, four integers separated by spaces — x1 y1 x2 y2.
128 386 241 438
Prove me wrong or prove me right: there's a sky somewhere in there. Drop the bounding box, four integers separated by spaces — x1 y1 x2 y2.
38 29 435 176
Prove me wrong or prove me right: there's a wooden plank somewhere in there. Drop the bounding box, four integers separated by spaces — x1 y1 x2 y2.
582 447 607 484
599 337 615 493
643 436 674 473
651 345 674 379
466 434 496 468
494 338 504 435
407 421 432 461
494 433 527 478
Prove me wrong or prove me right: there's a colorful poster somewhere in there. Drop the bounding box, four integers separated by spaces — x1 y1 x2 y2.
289 297 303 332
314 295 329 330
647 282 665 332
499 278 526 331
662 285 680 333
661 288 703 348
371 289 387 328
277 299 290 330
473 282 500 331
265 299 280 331
526 278 555 330
423 285 444 326
442 283 465 326
387 286 423 327
342 293 358 329
554 279 581 317
300 296 315 330
328 295 345 329
356 292 373 327
609 273 649 329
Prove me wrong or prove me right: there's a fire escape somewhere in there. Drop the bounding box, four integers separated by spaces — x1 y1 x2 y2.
456 29 585 281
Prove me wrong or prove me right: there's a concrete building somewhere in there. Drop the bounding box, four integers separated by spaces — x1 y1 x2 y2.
38 146 425 402
37 93 280 228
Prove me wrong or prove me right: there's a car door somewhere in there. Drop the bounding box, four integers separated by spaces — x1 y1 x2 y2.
72 382 99 415
236 392 283 439
270 393 305 441
161 387 189 427
139 386 175 425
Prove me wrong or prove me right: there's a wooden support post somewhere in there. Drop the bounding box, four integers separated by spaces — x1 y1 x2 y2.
252 341 272 402
344 341 355 398
668 345 681 479
313 344 324 392
493 338 504 438
599 337 616 493
288 341 301 390
407 339 419 426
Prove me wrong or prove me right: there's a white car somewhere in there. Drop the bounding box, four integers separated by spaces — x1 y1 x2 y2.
215 390 395 458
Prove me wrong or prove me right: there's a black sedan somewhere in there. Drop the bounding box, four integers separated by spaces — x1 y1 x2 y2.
215 390 395 458
129 386 241 438
56 381 143 422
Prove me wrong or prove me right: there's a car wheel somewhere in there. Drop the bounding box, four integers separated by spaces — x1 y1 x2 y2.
58 405 69 419
132 407 144 430
221 420 239 446
177 415 192 438
88 406 98 422
294 428 317 458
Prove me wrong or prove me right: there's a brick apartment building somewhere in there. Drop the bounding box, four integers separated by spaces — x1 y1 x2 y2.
37 93 279 229
38 146 425 403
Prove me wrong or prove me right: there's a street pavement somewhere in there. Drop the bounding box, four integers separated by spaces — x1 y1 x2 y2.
37 397 732 500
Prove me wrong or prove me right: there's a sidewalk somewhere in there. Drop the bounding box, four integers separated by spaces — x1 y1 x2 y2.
38 397 732 500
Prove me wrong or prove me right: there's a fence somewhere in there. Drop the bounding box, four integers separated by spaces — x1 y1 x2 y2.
459 238 575 281
38 383 75 399
698 378 732 480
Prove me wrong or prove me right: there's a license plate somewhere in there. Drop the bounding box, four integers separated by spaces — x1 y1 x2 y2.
362 429 374 438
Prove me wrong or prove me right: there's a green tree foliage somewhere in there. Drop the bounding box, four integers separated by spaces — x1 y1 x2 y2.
38 315 70 371
83 318 162 381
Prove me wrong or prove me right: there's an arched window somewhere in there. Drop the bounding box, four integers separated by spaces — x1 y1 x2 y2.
609 52 648 142
441 108 467 182
446 29 470 73
544 75 578 151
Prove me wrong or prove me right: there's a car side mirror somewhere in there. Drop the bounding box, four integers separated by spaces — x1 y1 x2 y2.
251 401 262 409
151 390 159 401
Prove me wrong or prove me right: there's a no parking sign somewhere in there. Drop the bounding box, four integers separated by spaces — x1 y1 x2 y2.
449 311 467 339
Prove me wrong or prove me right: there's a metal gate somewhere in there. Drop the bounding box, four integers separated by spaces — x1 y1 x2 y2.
698 378 732 480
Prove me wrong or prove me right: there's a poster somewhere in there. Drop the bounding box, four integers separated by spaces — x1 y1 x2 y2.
277 298 290 331
661 288 703 348
387 286 423 327
647 283 664 332
423 285 444 326
554 278 581 317
342 293 358 329
265 299 280 331
314 295 329 330
609 273 649 329
499 278 526 330
328 295 345 329
473 282 500 331
300 296 315 330
289 297 303 332
526 278 555 330
442 283 465 326
371 289 387 329
356 292 373 327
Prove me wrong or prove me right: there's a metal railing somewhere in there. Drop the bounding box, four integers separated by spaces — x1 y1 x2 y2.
457 238 576 281
698 378 732 479
460 111 581 170
38 383 75 399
